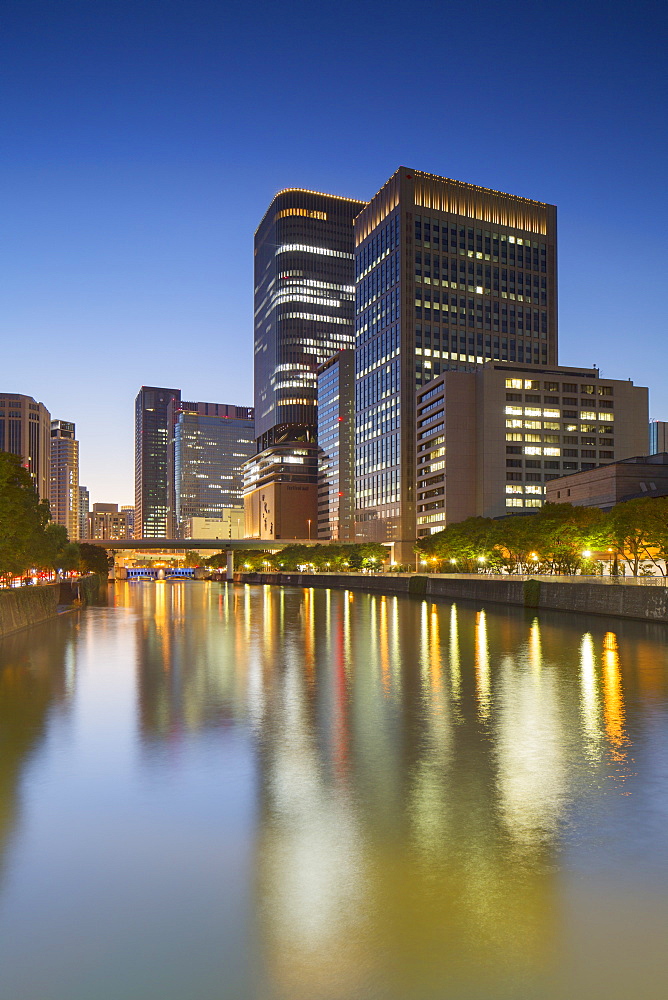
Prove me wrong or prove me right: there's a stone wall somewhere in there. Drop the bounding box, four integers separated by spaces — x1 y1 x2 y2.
0 585 59 638
235 572 668 624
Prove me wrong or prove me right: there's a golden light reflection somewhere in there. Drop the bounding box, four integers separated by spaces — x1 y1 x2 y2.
602 632 626 758
379 596 390 695
430 605 442 696
475 610 490 720
528 618 542 674
448 604 461 701
579 632 602 753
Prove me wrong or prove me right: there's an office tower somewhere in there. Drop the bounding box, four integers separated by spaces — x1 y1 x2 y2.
245 188 365 538
354 167 558 562
243 446 320 540
50 420 80 539
78 486 90 539
317 349 355 540
134 386 181 538
0 392 51 501
649 420 668 455
415 364 648 533
168 400 254 537
88 503 133 540
182 509 245 539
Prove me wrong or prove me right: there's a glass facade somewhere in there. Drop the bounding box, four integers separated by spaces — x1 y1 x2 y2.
172 402 255 536
50 420 79 540
354 168 558 559
317 350 354 540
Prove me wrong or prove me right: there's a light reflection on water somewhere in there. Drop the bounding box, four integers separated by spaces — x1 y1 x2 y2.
0 581 667 999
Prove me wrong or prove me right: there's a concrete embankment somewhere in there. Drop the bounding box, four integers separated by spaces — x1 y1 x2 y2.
235 572 668 624
0 575 103 639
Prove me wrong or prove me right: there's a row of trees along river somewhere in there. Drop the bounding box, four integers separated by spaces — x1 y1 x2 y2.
0 453 108 587
415 498 668 576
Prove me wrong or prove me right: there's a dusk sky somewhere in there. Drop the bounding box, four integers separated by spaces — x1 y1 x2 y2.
2 0 666 506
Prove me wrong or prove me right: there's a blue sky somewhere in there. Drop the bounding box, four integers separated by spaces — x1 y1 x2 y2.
1 0 666 505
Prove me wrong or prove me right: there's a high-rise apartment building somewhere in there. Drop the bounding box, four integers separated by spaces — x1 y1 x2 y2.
246 188 365 538
415 364 648 532
354 167 558 561
120 505 135 537
50 420 79 539
168 400 254 537
0 393 51 501
649 420 668 455
134 386 181 538
78 486 90 540
317 349 355 540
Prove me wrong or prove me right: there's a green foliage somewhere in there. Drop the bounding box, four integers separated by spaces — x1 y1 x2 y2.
0 453 51 585
79 543 111 577
415 500 666 577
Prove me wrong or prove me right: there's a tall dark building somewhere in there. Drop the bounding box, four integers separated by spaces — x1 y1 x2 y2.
354 167 558 561
245 188 365 538
134 386 181 538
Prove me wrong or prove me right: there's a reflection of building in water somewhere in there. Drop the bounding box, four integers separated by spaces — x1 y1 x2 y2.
0 621 71 883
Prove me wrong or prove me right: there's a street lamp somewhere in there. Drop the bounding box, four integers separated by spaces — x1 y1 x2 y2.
607 547 614 576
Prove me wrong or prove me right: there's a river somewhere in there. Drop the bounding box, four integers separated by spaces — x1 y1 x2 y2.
0 580 667 999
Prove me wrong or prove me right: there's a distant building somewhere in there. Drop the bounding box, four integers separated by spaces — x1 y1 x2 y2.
50 420 79 539
317 350 355 540
182 510 245 539
88 503 133 540
354 167 558 562
120 505 134 537
649 420 668 455
135 386 181 538
78 486 90 540
415 364 649 534
169 400 254 537
244 443 319 540
247 188 364 538
0 392 51 500
545 453 668 510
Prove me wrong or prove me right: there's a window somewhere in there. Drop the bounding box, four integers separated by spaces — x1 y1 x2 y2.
506 498 524 507
505 378 522 389
580 411 597 421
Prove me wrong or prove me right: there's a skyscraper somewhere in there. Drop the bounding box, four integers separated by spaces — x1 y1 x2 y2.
317 349 355 540
50 419 80 539
245 188 365 539
0 392 51 501
134 386 181 538
354 167 558 561
168 399 255 537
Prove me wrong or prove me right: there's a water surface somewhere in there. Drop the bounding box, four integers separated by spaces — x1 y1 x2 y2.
1 581 667 999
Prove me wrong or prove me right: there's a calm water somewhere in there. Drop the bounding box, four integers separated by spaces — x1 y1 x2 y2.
1 581 668 999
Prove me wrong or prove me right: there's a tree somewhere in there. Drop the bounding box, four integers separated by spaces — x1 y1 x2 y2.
416 517 502 572
531 503 608 575
79 543 111 578
608 497 668 577
0 452 51 586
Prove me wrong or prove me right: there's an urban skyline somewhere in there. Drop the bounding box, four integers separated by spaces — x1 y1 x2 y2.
1 0 665 506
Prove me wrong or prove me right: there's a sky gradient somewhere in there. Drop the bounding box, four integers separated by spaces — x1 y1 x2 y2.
2 0 666 506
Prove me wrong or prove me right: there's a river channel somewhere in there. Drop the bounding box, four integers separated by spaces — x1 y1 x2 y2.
0 580 667 999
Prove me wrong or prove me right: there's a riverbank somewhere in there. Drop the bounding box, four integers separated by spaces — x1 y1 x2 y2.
0 574 103 639
235 571 668 624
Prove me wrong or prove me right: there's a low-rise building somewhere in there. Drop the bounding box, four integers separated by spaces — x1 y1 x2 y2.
416 363 649 535
243 443 319 540
182 510 245 539
545 453 668 509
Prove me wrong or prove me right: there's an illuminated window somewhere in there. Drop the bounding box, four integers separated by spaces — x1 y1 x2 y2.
523 420 541 429
524 446 542 455
525 498 542 507
542 408 560 418
506 379 522 389
598 412 614 421
580 411 596 421
506 419 523 429
525 484 543 494
506 498 524 507
544 421 560 430
525 407 541 417
505 405 523 415
543 447 560 456
506 484 523 493
524 379 540 389
275 208 328 221
506 433 523 442
525 433 541 442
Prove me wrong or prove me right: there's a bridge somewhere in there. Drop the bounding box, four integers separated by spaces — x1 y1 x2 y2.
87 537 346 581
